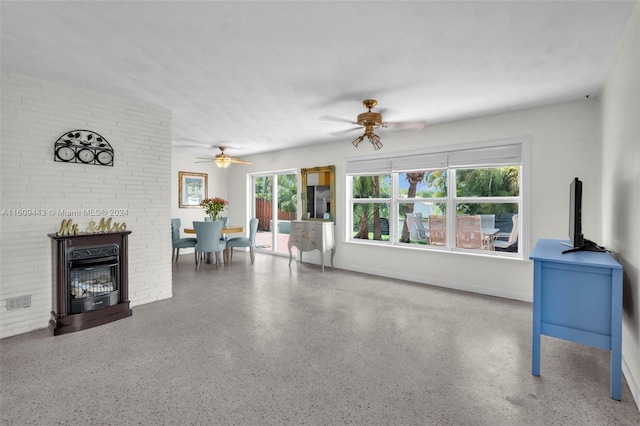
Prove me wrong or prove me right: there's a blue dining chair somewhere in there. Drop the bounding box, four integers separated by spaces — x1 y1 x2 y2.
205 216 228 241
204 216 228 227
193 221 227 270
171 218 197 263
226 218 259 264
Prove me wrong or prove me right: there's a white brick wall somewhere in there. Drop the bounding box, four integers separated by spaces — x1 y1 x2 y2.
0 71 173 338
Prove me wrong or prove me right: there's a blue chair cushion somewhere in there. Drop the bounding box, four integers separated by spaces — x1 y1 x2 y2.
174 237 197 249
226 237 251 248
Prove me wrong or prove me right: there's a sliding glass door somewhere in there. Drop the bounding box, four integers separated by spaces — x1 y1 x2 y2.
252 171 297 256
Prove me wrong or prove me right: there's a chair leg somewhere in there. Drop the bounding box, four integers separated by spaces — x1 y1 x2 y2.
250 247 254 264
174 248 179 263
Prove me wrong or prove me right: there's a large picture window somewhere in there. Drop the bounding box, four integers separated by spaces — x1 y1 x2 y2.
346 140 525 257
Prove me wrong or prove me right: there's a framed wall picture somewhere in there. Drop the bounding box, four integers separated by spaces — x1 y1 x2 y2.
178 171 208 208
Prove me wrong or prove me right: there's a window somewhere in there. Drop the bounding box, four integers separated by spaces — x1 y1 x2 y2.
346 139 525 257
351 174 391 241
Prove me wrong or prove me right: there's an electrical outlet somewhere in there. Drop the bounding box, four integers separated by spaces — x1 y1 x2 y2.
6 295 31 310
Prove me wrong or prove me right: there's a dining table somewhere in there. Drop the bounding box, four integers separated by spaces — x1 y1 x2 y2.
184 226 244 235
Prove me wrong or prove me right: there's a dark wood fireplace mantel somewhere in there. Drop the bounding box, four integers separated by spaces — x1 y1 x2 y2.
49 231 132 335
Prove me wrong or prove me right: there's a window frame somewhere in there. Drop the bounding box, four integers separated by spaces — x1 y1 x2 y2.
345 137 529 259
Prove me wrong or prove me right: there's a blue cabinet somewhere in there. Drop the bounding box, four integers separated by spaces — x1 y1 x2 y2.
530 238 623 400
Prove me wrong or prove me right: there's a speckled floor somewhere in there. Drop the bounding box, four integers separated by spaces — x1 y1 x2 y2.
1 252 638 425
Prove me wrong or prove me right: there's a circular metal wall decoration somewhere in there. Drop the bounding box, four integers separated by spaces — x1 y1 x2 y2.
53 130 114 166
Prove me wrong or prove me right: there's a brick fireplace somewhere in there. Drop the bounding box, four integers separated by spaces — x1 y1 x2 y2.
49 231 132 335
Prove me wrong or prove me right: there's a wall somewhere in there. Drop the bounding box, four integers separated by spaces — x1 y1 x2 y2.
600 2 640 409
227 99 601 302
0 71 173 338
170 150 226 248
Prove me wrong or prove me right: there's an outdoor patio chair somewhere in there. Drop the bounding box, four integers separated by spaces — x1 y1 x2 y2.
428 215 446 246
479 214 495 229
414 212 429 239
456 215 487 250
379 218 390 236
405 213 427 241
493 214 518 252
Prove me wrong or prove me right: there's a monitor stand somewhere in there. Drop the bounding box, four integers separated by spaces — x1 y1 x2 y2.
562 238 607 254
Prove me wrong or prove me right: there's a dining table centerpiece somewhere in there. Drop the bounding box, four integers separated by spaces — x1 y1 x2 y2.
200 197 228 221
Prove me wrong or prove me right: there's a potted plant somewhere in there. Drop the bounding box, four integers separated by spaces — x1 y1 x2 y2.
200 197 228 221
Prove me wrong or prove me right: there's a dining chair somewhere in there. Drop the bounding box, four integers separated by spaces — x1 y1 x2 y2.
226 218 259 264
193 221 227 270
205 216 228 241
428 215 446 246
493 214 518 252
456 215 486 249
171 218 197 263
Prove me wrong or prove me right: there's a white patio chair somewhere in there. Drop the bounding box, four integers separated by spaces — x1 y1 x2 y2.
414 212 429 239
405 213 427 241
493 214 518 251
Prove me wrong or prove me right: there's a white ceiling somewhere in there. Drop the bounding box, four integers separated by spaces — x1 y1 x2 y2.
1 1 636 158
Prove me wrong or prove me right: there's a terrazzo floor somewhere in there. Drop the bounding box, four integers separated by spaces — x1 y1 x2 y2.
1 252 638 425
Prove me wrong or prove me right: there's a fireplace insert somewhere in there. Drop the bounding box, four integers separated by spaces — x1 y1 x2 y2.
68 244 120 314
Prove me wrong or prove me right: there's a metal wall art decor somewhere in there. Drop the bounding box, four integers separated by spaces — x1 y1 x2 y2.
54 130 114 166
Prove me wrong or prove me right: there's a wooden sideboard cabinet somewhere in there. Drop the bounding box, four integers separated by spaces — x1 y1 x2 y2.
530 238 623 400
288 220 335 272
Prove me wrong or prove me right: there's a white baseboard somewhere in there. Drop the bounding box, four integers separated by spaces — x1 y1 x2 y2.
344 264 533 303
622 354 640 412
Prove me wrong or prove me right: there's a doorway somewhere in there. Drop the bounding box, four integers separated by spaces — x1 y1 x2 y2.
252 171 297 256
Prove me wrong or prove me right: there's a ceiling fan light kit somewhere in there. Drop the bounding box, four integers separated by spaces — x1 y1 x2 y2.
214 155 232 169
352 125 383 150
332 99 425 151
195 146 253 169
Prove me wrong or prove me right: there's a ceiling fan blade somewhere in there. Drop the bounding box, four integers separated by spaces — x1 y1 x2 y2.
330 127 362 136
230 157 252 165
320 115 358 125
195 157 215 160
381 120 426 130
194 160 213 163
176 144 208 149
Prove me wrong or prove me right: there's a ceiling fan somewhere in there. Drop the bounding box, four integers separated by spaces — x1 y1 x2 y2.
323 99 426 150
195 146 253 169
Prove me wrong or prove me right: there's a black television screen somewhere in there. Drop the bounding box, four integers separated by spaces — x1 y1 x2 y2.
569 177 584 248
563 177 605 254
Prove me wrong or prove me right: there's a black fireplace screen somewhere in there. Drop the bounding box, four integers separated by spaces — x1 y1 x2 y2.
68 245 120 314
